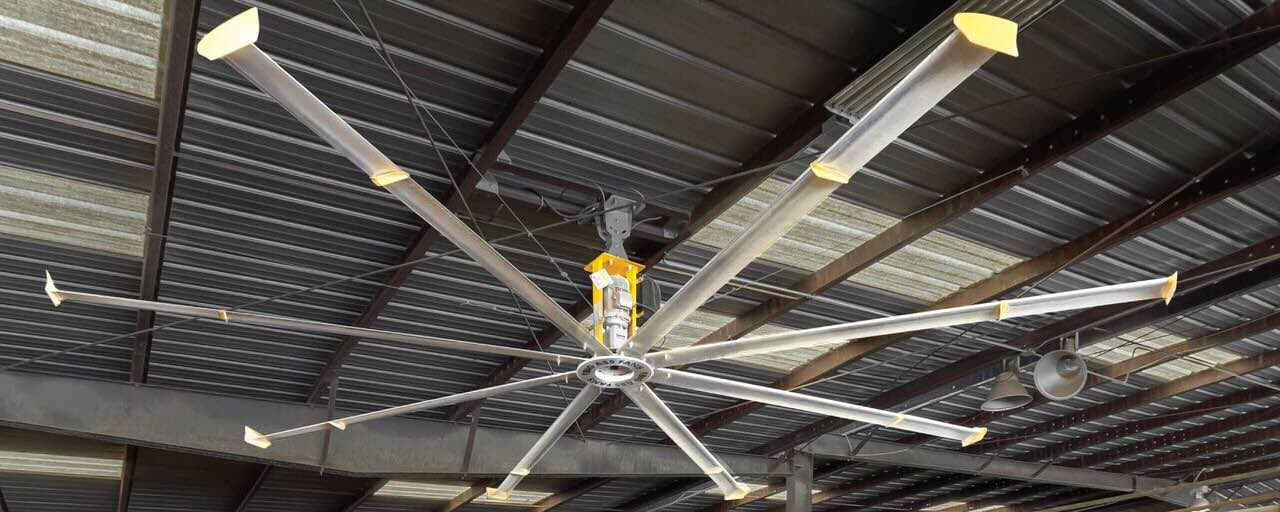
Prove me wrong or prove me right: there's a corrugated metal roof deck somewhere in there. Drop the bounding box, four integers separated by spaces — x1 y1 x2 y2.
1 0 1279 510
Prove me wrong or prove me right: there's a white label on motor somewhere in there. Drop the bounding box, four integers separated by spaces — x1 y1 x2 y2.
590 269 613 289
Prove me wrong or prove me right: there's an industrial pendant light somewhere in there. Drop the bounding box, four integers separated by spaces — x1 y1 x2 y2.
982 357 1033 411
1034 334 1088 401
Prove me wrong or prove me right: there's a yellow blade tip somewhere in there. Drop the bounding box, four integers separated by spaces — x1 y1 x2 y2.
243 426 272 448
809 162 853 184
485 488 511 501
1161 272 1178 304
723 485 750 501
43 271 62 307
961 427 988 447
327 420 347 430
953 12 1019 57
197 8 259 61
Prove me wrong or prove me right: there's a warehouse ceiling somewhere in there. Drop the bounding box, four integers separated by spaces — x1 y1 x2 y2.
1 0 1280 511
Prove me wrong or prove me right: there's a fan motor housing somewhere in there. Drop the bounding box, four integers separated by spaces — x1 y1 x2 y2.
576 355 653 388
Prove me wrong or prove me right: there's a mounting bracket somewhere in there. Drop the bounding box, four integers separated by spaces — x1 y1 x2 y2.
598 195 634 257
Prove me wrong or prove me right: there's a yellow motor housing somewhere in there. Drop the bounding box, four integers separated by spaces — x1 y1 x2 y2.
583 252 644 346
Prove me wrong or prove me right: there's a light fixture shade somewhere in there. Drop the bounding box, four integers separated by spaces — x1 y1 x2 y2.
1034 349 1088 401
982 369 1032 412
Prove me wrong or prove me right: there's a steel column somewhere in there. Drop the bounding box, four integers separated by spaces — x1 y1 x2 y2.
785 453 813 512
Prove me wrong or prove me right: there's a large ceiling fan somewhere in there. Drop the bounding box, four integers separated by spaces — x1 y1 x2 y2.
42 7 1180 501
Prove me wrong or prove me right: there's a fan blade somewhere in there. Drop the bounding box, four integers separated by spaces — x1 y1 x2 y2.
622 383 750 500
196 8 603 356
487 384 602 501
243 372 576 447
646 274 1177 368
624 13 1020 357
43 272 583 365
654 369 986 446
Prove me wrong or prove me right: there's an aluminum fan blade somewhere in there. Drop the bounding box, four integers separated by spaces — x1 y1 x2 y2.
43 272 583 365
653 369 986 446
487 384 602 501
622 383 750 500
195 8 603 356
646 274 1177 368
242 372 576 448
624 13 1020 357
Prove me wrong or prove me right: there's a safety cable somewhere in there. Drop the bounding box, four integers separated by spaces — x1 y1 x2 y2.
333 0 591 434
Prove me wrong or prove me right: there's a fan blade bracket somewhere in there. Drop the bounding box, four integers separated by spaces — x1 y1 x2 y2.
485 488 511 501
1161 272 1178 304
954 12 1020 57
724 484 750 501
196 7 259 60
43 271 62 306
808 162 852 184
962 427 988 447
370 168 410 187
244 426 271 449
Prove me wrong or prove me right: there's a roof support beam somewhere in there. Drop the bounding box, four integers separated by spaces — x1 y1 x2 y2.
116 445 137 512
234 465 271 512
949 431 1280 510
790 334 1280 507
851 351 1280 508
0 371 783 478
704 462 850 512
453 100 833 423
1150 444 1280 480
440 482 489 512
579 3 1280 440
444 298 590 421
802 437 1176 492
132 0 201 384
305 0 613 403
751 238 1280 455
618 479 710 512
889 305 1280 451
530 478 609 512
342 479 387 512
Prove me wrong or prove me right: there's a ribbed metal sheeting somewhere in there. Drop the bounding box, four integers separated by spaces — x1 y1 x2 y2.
825 0 1060 120
560 0 1280 508
0 0 1278 510
0 237 139 380
0 473 118 512
126 448 262 512
0 429 124 512
146 0 906 407
240 468 379 512
545 478 657 512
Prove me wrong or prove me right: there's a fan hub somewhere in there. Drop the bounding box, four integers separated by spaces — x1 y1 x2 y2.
576 355 653 388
